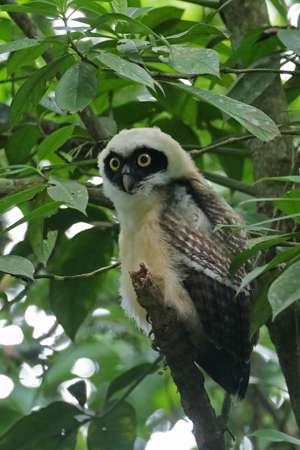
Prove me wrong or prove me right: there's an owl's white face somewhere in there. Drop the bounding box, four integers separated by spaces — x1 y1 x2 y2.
98 127 196 203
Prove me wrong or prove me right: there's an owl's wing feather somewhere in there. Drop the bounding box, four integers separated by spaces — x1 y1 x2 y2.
161 176 257 398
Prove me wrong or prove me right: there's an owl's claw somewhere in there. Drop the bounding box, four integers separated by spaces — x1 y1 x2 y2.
146 313 151 324
148 328 154 338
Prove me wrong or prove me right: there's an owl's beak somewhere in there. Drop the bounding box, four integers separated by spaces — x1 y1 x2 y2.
122 165 135 192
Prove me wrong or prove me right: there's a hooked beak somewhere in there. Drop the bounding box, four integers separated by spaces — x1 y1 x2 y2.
122 165 136 193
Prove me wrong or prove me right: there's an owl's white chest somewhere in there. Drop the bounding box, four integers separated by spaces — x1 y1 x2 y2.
116 192 199 333
117 194 169 331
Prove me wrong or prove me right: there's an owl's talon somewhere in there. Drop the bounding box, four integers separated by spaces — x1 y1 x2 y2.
151 341 160 352
148 329 154 338
146 313 151 325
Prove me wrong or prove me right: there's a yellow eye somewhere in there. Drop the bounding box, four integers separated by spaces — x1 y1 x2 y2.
109 157 120 171
138 153 151 167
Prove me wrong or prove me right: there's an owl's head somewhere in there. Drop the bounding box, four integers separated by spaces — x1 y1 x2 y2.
98 127 196 199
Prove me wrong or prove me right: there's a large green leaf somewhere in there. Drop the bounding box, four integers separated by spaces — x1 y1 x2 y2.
278 28 300 57
96 52 154 89
49 227 114 340
237 246 300 294
28 192 58 267
89 12 154 35
0 402 80 450
230 235 291 279
268 260 300 319
0 38 40 54
156 45 219 77
5 125 40 164
166 23 232 41
47 178 88 215
87 401 136 450
55 61 97 114
248 429 300 445
37 125 75 161
0 185 46 216
106 363 158 401
0 255 35 280
275 188 300 225
9 56 74 130
0 201 65 236
166 82 280 141
112 0 127 14
71 0 108 15
6 42 53 78
226 55 280 106
0 3 58 16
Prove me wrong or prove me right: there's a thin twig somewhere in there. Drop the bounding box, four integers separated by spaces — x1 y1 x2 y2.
190 130 300 157
150 68 300 79
34 262 121 281
0 74 31 84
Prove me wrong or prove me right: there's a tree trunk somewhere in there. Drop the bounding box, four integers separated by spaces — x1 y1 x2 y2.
221 0 300 432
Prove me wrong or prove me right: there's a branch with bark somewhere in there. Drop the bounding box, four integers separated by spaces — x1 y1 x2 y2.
130 263 231 450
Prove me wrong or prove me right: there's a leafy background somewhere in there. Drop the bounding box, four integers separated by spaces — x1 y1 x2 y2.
0 0 300 449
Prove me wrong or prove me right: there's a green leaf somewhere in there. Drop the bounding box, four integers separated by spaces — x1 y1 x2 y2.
96 52 154 89
117 39 143 64
127 6 152 19
5 125 40 164
166 82 280 141
275 188 300 225
87 401 136 450
226 56 279 107
156 45 219 77
166 23 232 41
238 246 300 294
230 236 291 279
37 125 75 161
0 3 58 16
49 227 114 339
106 363 157 401
0 255 35 280
248 429 300 445
250 271 276 336
205 0 234 23
28 208 58 266
71 0 108 15
47 178 88 215
9 56 73 130
0 38 40 54
0 201 65 236
268 259 300 319
0 185 46 216
0 401 80 450
112 0 127 15
89 13 154 35
278 29 300 57
55 61 97 114
67 380 87 407
7 42 52 78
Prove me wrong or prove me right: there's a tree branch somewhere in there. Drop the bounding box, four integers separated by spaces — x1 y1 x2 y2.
180 0 220 8
34 262 120 281
150 68 300 80
202 170 256 196
130 263 226 450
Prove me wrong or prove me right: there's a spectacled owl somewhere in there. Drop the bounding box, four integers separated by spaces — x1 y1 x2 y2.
98 127 258 400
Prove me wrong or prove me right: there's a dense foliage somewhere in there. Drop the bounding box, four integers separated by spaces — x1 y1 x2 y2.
0 0 300 449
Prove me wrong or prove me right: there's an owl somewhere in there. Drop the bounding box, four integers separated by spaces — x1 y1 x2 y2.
98 127 258 400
